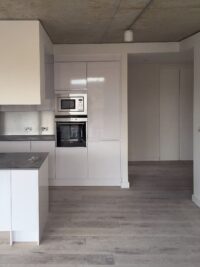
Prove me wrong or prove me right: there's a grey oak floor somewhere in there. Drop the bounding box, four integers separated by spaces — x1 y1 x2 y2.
1 161 200 267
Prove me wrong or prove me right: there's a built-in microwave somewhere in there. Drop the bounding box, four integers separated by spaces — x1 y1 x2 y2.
56 93 87 116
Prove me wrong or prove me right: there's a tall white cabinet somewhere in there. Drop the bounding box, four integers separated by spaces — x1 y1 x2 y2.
87 62 120 141
52 60 121 186
87 61 121 186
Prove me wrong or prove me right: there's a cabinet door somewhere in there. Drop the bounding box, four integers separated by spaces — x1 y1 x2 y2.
0 141 30 152
31 141 55 180
88 141 121 186
56 147 87 182
0 170 11 231
87 62 120 141
0 21 41 105
54 62 87 91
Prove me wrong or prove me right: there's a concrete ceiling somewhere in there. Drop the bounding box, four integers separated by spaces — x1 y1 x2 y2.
0 0 200 44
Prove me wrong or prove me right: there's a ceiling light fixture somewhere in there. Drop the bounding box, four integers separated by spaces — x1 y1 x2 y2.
123 0 153 43
124 29 134 42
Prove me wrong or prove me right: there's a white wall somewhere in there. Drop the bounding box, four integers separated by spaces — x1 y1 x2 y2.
128 62 193 161
180 33 200 207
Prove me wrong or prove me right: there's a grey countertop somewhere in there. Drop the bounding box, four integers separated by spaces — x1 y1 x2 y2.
0 152 48 169
0 135 55 141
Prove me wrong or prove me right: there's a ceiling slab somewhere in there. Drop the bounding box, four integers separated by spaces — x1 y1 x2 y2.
133 0 200 42
0 0 200 43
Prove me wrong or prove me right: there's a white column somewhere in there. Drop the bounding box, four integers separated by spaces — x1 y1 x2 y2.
120 52 129 188
192 46 200 207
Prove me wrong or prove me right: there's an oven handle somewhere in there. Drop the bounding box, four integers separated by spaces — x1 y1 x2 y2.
55 118 88 122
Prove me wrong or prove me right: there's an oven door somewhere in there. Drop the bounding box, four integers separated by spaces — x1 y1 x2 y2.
56 120 87 147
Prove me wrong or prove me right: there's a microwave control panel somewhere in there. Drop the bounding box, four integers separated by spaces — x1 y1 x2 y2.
77 98 84 111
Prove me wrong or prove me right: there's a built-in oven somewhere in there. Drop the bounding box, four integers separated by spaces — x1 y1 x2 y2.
55 117 87 147
56 93 87 116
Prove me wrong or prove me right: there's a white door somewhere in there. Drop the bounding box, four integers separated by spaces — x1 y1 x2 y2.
56 147 88 184
160 68 180 160
87 61 120 141
0 141 31 152
0 170 11 231
54 62 87 91
31 141 55 180
88 141 121 186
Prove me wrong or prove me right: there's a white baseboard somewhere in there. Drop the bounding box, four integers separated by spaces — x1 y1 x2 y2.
49 178 121 187
121 180 130 188
192 194 200 208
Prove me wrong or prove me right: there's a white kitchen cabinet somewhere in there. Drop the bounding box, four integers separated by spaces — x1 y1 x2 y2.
0 21 53 105
31 141 55 180
0 171 11 232
56 147 87 184
54 62 87 91
88 141 121 186
0 157 48 244
0 141 31 152
87 61 120 141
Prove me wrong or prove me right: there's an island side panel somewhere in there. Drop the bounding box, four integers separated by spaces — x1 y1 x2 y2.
0 170 11 235
11 170 39 243
38 157 49 243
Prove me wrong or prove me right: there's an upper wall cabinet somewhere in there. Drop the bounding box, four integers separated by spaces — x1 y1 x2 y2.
54 62 87 91
0 21 53 105
87 61 121 141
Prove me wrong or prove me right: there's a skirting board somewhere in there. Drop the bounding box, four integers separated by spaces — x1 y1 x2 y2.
192 194 200 208
49 178 121 187
121 180 130 188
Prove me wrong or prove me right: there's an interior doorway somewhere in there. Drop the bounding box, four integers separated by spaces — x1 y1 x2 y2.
128 51 194 196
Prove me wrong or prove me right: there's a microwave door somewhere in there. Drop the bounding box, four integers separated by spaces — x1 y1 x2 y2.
61 99 76 110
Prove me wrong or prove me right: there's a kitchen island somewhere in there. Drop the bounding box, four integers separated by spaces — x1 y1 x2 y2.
0 153 49 245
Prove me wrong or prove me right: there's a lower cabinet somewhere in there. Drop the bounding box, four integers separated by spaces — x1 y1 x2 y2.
0 141 30 152
56 147 88 185
88 141 121 186
55 142 120 186
31 141 55 180
0 158 49 245
0 140 121 186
